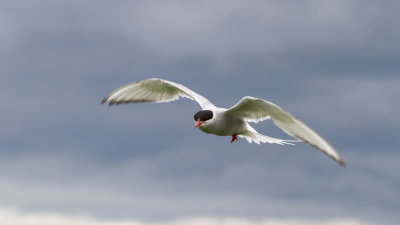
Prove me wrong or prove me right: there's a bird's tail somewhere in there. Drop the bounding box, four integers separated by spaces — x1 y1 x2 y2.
238 126 301 145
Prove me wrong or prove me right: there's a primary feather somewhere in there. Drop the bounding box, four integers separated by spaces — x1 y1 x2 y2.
101 78 215 109
225 96 346 166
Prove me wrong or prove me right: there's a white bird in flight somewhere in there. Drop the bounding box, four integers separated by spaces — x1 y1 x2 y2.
101 78 345 167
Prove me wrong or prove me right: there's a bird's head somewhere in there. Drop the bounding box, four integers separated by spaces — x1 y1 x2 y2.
193 110 213 128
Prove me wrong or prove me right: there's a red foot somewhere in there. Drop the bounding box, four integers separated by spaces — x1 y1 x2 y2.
231 134 238 143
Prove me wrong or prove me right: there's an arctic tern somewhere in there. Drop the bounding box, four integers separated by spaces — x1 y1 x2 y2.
101 78 345 167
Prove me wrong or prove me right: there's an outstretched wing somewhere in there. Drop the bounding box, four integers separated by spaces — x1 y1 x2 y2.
101 78 215 109
225 96 346 167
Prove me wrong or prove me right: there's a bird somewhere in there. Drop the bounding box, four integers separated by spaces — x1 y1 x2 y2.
101 78 346 167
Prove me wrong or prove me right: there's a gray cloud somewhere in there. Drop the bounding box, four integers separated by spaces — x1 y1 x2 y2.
3 1 399 62
0 206 369 225
0 148 398 223
0 0 399 224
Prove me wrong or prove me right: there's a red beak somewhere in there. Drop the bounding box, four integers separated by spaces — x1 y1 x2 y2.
195 121 203 128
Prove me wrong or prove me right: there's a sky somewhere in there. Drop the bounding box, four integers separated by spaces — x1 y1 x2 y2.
1 0 399 225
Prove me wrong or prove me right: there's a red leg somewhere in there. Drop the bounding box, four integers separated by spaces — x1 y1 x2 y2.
231 134 238 143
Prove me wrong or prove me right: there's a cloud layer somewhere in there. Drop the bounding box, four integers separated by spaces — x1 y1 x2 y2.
0 207 366 225
1 0 399 224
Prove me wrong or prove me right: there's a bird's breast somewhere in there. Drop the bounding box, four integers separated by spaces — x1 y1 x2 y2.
199 115 247 136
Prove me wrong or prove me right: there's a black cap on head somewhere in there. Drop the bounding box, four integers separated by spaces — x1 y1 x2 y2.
194 110 213 122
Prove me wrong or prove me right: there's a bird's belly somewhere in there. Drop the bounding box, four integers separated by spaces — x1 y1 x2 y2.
199 117 247 136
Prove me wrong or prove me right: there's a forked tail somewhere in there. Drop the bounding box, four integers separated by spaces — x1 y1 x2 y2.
238 126 301 145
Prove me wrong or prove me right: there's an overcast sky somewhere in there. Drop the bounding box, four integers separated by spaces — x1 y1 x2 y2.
1 1 399 225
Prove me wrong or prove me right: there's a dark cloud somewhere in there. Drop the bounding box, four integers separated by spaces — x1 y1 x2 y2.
0 1 399 224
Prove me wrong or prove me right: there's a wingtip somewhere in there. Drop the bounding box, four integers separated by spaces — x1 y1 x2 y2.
101 97 115 106
101 97 111 106
328 153 346 168
338 159 347 168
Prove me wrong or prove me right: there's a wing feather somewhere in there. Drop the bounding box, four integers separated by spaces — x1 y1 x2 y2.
101 78 215 109
225 96 346 167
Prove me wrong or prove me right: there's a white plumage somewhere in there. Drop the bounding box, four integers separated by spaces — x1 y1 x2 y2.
102 78 346 167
